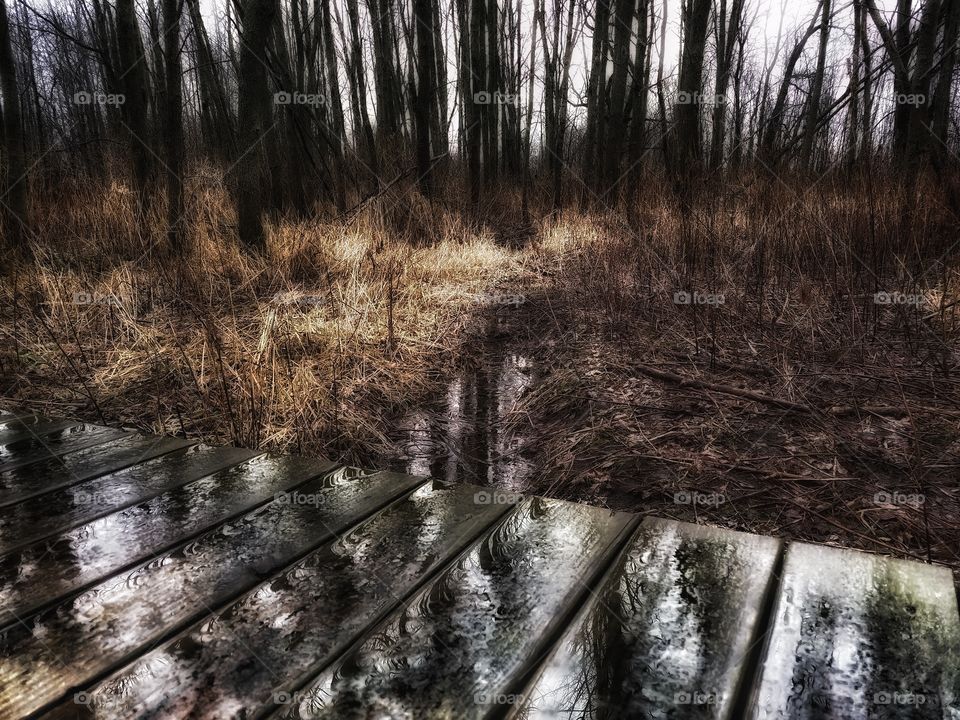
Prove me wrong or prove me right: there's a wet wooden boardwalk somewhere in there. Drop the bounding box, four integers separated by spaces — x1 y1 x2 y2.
1 411 958 719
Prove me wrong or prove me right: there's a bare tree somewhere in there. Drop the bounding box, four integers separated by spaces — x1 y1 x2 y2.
0 0 27 256
162 0 185 254
800 0 831 170
232 0 278 253
674 0 712 177
414 0 436 195
710 0 746 170
116 0 153 224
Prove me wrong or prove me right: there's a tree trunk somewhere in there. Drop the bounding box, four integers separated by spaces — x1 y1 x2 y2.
710 0 745 170
674 0 712 180
232 0 277 254
932 0 960 145
116 0 153 225
602 0 635 196
163 0 185 255
760 5 822 162
800 0 830 170
0 0 26 257
414 0 435 195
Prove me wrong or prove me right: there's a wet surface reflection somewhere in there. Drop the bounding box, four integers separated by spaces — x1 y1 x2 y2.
0 462 419 717
0 434 194 507
0 424 130 474
0 417 79 446
0 451 306 627
389 314 538 495
277 497 636 720
512 518 781 720
750 543 960 720
0 444 255 555
44 481 512 719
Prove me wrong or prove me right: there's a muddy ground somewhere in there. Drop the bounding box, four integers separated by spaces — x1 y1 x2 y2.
383 280 960 585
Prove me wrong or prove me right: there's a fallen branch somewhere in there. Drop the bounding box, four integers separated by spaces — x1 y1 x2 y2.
632 362 960 418
632 362 811 412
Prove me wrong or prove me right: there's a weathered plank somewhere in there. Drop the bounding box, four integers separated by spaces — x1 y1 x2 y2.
0 433 194 508
747 542 960 720
0 410 31 421
0 443 257 556
0 452 332 626
43 481 515 719
0 417 80 446
273 496 638 720
0 424 130 474
0 466 423 717
510 517 782 720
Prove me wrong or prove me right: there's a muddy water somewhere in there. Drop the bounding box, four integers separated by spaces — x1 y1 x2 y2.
387 300 541 494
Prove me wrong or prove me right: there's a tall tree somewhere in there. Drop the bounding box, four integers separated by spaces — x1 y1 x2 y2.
674 0 712 176
800 0 831 170
0 0 27 256
414 0 436 195
710 0 746 170
760 5 822 162
602 0 636 195
162 0 185 254
116 0 153 224
232 0 278 253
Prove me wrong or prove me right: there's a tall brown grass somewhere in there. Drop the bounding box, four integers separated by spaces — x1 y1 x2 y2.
1 165 958 473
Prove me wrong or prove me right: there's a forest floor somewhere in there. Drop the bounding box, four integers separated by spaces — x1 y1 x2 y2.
2 170 959 580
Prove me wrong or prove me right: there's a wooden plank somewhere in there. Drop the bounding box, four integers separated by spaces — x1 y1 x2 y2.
0 443 258 556
0 410 31 421
0 452 330 626
0 466 424 717
509 517 782 720
0 433 193 508
747 542 960 719
0 418 80 447
0 424 130 474
42 480 515 719
272 497 638 720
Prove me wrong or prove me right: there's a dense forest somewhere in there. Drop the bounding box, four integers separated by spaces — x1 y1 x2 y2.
0 0 957 250
1 0 959 576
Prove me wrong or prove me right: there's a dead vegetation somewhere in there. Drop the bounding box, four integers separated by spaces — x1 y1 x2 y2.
1 168 959 577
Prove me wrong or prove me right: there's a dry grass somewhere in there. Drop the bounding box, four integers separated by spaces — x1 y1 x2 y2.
2 166 960 578
497 171 960 576
1 167 520 463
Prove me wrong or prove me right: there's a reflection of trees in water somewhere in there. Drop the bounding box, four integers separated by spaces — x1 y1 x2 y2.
785 595 840 720
535 532 748 718
864 568 953 720
315 498 614 717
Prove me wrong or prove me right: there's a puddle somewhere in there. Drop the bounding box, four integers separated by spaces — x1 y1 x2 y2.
386 303 540 494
